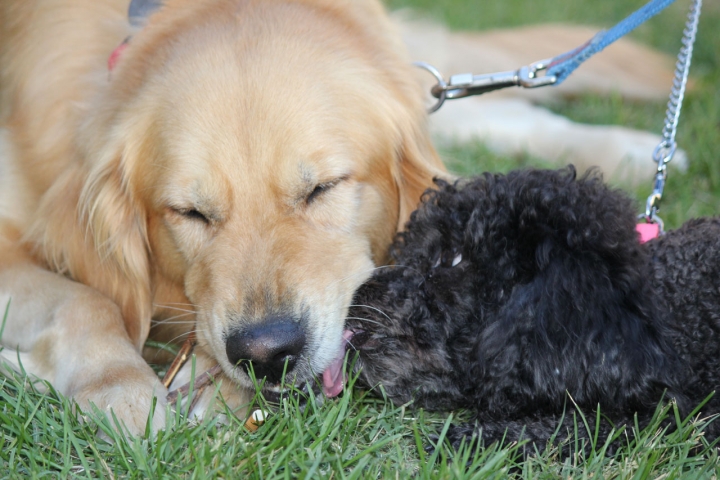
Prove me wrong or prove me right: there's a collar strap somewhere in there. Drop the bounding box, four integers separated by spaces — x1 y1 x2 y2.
636 222 660 243
108 36 131 72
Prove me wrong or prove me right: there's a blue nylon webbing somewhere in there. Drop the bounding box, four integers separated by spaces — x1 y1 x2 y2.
546 0 677 85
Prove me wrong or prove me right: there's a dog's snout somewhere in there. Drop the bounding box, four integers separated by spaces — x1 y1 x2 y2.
226 320 306 384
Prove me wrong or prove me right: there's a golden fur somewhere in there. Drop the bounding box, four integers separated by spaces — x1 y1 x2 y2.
0 0 444 434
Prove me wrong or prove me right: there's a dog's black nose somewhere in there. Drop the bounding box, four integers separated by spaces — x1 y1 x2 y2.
225 320 306 384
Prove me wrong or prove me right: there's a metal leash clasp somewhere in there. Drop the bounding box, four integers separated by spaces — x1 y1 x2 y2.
642 166 666 229
415 59 557 113
639 138 675 231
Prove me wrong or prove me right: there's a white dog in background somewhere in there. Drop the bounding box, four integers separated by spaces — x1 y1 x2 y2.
395 12 686 183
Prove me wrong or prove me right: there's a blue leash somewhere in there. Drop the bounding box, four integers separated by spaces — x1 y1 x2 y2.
418 0 679 112
547 0 676 84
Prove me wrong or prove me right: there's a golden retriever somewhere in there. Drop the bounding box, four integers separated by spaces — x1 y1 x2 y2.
0 0 444 435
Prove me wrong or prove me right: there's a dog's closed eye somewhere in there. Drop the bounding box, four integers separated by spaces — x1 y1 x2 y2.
306 176 349 205
169 207 210 224
307 184 331 204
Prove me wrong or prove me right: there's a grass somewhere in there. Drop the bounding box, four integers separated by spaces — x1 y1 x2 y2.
2 365 720 478
2 0 720 477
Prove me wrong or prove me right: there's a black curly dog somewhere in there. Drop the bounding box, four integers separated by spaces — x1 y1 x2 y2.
346 166 720 452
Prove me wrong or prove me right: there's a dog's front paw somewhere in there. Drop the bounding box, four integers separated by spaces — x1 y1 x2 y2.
73 363 168 437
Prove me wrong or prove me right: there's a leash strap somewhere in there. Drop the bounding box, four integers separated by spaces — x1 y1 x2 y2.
418 0 678 112
546 0 677 85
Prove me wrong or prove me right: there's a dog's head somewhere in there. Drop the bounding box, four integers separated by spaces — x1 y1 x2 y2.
345 179 481 410
44 0 444 394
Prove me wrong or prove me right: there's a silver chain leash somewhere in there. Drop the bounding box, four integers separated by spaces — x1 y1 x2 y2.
643 0 702 226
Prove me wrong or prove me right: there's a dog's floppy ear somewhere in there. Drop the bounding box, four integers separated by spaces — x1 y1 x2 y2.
393 117 448 231
27 138 152 350
77 140 152 349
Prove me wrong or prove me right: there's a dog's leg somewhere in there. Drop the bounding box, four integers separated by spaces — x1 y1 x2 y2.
428 97 687 182
0 248 166 436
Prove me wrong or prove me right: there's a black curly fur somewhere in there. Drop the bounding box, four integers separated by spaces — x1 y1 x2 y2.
347 166 720 452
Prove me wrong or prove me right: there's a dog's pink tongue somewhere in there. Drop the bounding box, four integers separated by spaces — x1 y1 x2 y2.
322 330 354 398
